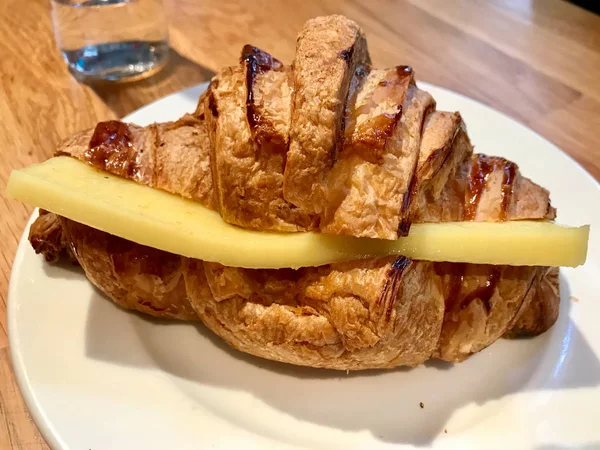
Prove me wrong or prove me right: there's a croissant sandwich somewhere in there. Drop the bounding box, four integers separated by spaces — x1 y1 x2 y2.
8 15 589 370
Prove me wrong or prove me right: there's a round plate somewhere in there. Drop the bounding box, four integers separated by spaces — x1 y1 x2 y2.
8 83 600 450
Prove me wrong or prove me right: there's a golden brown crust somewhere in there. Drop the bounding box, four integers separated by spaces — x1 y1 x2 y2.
241 45 289 149
56 115 216 210
415 152 556 223
283 15 371 214
28 210 71 263
183 256 445 369
506 266 560 337
36 218 557 369
33 216 556 369
202 59 315 231
153 115 216 208
61 218 198 320
433 263 539 362
413 124 472 223
320 70 437 239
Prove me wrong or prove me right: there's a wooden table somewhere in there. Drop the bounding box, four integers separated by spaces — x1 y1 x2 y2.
1 0 599 448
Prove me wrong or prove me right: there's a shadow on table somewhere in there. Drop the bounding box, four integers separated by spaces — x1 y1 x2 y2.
78 270 600 448
88 48 214 118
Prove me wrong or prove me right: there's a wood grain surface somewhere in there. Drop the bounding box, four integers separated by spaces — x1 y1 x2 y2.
1 0 599 448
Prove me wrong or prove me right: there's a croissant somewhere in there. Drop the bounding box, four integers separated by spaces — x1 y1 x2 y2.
28 15 559 370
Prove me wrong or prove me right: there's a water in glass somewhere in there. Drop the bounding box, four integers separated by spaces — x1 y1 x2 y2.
50 0 169 82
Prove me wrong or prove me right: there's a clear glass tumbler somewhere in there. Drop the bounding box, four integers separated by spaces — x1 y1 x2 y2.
50 0 170 82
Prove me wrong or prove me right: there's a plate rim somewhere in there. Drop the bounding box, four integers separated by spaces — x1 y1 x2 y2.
8 212 65 450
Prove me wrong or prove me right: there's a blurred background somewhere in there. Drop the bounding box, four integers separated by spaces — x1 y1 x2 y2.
49 0 600 88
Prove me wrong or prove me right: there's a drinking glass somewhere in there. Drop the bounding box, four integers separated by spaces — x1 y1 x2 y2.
50 0 170 82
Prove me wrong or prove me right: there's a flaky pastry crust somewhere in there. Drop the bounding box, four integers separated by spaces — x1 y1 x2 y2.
28 15 560 370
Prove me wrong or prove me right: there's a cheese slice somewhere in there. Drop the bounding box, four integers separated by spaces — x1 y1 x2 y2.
6 157 589 268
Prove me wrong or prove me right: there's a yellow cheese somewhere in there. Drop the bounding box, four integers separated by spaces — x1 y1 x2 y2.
6 157 589 268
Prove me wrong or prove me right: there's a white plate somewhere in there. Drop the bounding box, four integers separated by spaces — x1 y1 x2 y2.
8 83 600 450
